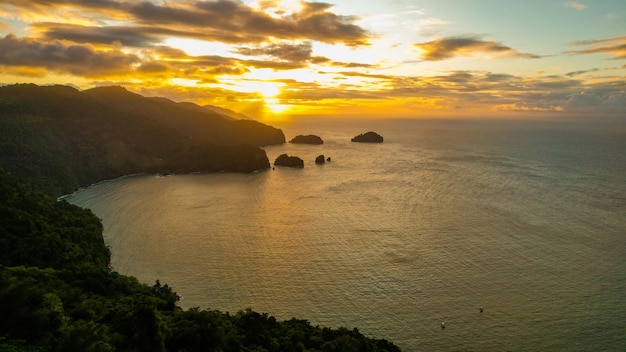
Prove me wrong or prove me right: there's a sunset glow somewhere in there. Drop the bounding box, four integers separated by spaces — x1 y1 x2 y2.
0 0 624 121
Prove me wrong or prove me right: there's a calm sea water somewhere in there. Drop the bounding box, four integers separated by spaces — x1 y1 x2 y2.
66 118 626 351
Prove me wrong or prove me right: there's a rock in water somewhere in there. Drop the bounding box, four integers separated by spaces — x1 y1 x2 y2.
290 134 324 144
351 131 383 143
274 154 304 168
315 155 325 164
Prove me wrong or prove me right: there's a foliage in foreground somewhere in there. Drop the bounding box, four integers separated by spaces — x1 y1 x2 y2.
0 169 400 352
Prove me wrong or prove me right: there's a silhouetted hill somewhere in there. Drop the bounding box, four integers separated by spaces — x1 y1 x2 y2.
83 86 285 146
201 104 250 120
0 84 285 196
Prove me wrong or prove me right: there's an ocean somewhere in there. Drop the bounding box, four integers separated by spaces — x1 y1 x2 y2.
65 117 626 351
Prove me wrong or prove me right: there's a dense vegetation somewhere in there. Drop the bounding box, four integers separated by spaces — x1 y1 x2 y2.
0 84 285 196
0 169 400 351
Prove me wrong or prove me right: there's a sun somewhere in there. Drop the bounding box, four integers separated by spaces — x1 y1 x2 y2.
255 81 282 98
232 80 290 113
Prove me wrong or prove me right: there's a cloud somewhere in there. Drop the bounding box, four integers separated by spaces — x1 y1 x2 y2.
236 42 313 62
1 0 371 46
34 23 167 47
414 36 542 61
0 34 138 77
566 36 626 59
329 61 375 68
565 68 600 77
564 2 587 11
382 70 626 115
0 33 258 82
563 82 626 113
31 21 287 47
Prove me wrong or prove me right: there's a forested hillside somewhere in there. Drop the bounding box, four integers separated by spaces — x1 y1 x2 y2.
0 84 400 351
0 169 400 351
0 84 285 196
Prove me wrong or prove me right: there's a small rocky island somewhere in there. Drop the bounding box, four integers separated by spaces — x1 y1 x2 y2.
274 154 304 168
351 131 383 143
315 155 326 164
290 134 324 144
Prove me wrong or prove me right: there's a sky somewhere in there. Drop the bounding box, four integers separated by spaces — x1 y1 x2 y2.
0 0 624 121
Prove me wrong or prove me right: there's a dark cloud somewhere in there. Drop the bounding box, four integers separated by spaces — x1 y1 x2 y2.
301 2 335 13
137 62 168 73
151 46 190 59
34 22 266 47
0 32 255 81
414 36 542 61
288 2 368 46
240 58 305 70
0 34 138 76
205 64 249 75
0 0 122 11
211 41 372 70
35 23 163 47
151 53 251 76
236 42 313 62
164 49 304 71
310 56 331 64
482 73 518 82
565 68 601 77
2 0 370 46
565 36 626 59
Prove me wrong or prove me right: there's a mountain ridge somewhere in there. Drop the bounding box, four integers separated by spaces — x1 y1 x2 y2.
0 83 285 196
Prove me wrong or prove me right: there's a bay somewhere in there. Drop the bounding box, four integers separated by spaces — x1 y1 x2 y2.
66 118 626 351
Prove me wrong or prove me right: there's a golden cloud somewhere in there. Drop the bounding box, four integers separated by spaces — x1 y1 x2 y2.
566 36 626 60
414 36 542 61
3 0 371 46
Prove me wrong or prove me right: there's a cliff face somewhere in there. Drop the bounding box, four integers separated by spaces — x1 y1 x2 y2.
0 84 284 195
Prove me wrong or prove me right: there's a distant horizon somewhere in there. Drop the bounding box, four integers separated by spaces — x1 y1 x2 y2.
1 0 624 121
3 81 625 125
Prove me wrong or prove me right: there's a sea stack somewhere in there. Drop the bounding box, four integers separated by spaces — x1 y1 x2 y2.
351 131 383 143
274 154 304 168
289 134 324 144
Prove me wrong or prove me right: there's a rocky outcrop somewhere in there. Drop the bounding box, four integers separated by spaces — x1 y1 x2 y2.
315 155 325 164
290 134 324 144
274 154 304 168
351 131 383 143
